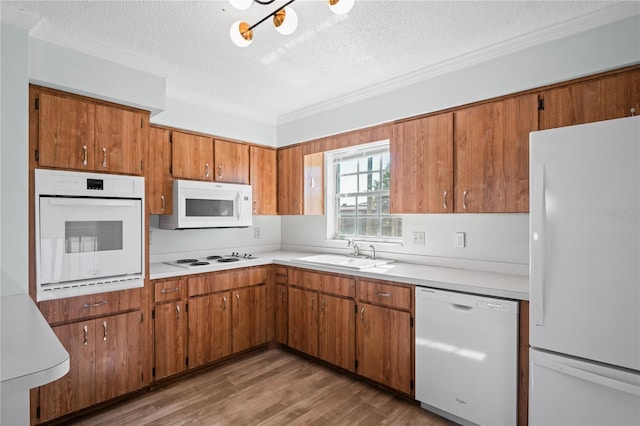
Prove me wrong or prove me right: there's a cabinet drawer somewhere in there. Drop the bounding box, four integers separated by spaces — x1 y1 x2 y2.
289 269 355 298
154 279 186 303
357 280 411 311
275 266 288 284
188 267 269 297
38 287 142 324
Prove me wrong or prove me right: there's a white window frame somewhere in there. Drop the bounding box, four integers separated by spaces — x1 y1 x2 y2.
326 140 402 243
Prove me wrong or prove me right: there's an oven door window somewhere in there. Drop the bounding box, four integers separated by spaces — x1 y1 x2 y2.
38 197 142 285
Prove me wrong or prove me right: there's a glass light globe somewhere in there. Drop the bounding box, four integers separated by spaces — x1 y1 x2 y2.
229 0 253 10
230 21 253 47
328 0 355 15
274 7 298 36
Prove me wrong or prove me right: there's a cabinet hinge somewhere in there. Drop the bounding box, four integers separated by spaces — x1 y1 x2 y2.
36 406 41 419
410 379 414 390
152 367 156 378
141 372 144 383
410 317 414 328
354 304 358 314
186 356 189 367
538 98 545 111
169 132 173 143
141 313 144 323
140 160 144 172
355 360 358 370
35 97 39 110
151 309 155 320
140 118 144 128
35 149 39 162
185 303 188 313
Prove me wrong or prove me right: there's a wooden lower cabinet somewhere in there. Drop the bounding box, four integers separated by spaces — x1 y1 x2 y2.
356 302 412 395
188 292 232 368
287 287 318 356
154 301 187 380
275 283 288 344
318 294 355 372
232 285 267 353
39 311 143 422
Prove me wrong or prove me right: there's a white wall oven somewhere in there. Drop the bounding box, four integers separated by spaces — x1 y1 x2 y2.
35 169 145 301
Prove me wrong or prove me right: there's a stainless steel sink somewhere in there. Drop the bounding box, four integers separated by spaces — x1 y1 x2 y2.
295 254 394 270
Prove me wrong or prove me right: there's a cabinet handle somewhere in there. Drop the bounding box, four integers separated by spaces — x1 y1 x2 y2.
102 321 107 341
376 292 391 297
176 304 181 320
310 295 314 309
631 107 636 116
102 147 107 168
218 164 222 179
321 297 326 311
463 190 468 210
82 145 88 166
161 287 179 294
443 191 448 210
294 199 299 214
205 162 210 178
223 296 227 310
279 288 285 301
161 195 165 211
236 293 240 307
83 324 89 346
253 200 257 213
83 301 108 309
360 307 365 321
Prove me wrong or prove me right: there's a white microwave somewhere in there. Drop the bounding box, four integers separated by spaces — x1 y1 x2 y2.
159 180 252 229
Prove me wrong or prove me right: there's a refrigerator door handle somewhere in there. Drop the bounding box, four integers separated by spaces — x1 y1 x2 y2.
534 356 640 397
532 163 546 326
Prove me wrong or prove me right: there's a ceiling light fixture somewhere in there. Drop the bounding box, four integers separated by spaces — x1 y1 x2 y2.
229 0 355 47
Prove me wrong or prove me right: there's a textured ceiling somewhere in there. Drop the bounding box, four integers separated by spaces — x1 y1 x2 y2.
2 1 635 123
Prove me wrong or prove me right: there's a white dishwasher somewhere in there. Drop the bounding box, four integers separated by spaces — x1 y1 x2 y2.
415 287 518 426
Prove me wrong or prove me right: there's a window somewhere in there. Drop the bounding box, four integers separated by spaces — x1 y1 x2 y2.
327 140 402 241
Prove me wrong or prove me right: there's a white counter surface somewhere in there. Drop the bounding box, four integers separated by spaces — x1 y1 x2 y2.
150 251 528 301
0 293 69 394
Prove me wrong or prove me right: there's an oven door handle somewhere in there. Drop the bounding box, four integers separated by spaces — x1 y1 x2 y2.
47 198 137 207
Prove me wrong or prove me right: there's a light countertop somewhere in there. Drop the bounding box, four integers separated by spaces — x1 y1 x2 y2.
150 251 529 301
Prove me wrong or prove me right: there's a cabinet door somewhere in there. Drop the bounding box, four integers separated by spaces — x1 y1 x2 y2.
454 93 537 213
94 311 143 401
287 287 318 357
154 302 187 380
172 131 214 181
232 285 267 353
319 294 355 372
249 146 277 215
147 127 173 214
275 284 288 344
214 139 249 184
539 69 640 130
390 113 453 213
356 302 412 395
188 292 231 368
37 92 95 171
40 321 96 422
277 145 303 215
304 152 324 215
94 105 145 175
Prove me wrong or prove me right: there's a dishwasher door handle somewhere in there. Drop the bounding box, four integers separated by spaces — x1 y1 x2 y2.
451 303 473 311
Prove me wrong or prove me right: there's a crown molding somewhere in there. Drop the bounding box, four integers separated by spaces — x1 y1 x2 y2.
0 4 40 30
277 1 640 125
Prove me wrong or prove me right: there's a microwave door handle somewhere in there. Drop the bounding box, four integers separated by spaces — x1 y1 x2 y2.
47 198 136 207
236 193 242 219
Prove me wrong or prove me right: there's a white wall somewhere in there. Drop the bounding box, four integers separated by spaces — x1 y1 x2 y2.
1 22 30 296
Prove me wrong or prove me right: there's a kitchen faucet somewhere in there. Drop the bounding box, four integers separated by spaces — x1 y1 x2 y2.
347 239 360 256
369 244 376 259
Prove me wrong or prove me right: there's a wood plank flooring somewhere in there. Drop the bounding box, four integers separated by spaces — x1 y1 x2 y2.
67 348 454 426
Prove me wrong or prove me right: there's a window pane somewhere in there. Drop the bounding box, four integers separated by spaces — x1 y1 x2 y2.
381 217 402 237
358 155 381 172
359 173 378 192
356 195 379 215
337 174 357 194
357 217 380 237
339 158 358 174
337 197 356 216
338 217 356 236
381 195 391 214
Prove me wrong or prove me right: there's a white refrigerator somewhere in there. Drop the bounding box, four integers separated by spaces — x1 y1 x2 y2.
529 116 640 425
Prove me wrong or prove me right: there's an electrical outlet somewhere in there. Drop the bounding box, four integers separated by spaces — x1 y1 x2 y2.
412 231 425 245
254 227 261 239
455 232 465 248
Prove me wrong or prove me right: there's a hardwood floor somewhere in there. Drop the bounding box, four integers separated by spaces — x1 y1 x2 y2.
66 348 454 426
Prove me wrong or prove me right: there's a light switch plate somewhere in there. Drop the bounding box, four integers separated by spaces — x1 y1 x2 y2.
254 227 261 239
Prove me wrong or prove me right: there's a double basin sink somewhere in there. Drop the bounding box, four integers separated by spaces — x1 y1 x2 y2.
295 254 394 271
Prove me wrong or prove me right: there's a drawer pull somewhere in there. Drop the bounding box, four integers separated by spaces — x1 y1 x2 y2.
161 287 179 294
223 296 227 310
360 306 365 321
176 304 181 320
83 324 89 346
83 301 108 309
376 292 391 297
82 145 88 166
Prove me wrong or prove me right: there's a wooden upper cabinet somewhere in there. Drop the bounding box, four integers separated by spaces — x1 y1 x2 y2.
37 92 96 171
94 104 146 175
390 113 454 213
171 130 214 181
146 127 173 214
277 145 303 215
249 145 277 215
214 139 249 184
304 152 324 215
454 93 537 213
35 89 147 175
539 69 640 130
